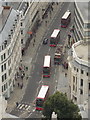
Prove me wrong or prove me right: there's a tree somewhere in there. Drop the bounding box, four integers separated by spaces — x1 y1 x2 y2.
42 91 82 120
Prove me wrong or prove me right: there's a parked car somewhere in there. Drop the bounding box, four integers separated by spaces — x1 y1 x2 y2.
43 38 48 45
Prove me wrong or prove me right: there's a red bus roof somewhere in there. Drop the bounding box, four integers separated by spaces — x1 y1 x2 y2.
43 55 51 67
62 10 71 19
51 29 60 38
37 85 49 99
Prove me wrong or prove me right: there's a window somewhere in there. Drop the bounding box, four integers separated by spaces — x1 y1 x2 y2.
77 68 78 72
5 73 7 80
1 65 4 72
4 53 6 59
2 75 4 82
76 77 77 84
81 79 83 86
81 69 83 74
1 63 6 72
2 73 7 82
6 83 7 89
76 86 77 92
73 84 75 91
89 83 90 90
21 30 23 34
80 89 83 94
1 55 3 61
2 86 3 92
87 72 88 76
21 39 23 44
4 84 6 90
4 63 6 70
73 76 75 83
21 22 23 26
2 45 4 50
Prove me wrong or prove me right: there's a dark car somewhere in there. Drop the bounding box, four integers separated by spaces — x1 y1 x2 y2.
43 38 48 45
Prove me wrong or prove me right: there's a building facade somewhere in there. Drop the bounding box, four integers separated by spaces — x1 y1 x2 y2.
0 1 51 99
0 6 21 99
68 40 90 106
73 1 90 42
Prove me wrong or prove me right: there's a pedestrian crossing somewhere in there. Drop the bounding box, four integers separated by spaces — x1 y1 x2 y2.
16 103 31 112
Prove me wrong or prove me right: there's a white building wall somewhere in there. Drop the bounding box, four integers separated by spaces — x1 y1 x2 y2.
0 9 21 99
68 41 90 106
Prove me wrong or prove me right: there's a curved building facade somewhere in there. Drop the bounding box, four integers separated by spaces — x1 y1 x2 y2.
0 7 21 99
68 40 90 105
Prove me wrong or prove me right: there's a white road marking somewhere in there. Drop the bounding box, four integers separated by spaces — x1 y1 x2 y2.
19 104 25 110
26 106 31 111
17 103 21 108
33 109 35 112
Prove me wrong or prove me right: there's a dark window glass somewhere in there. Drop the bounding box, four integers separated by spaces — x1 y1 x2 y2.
81 70 83 74
81 79 83 86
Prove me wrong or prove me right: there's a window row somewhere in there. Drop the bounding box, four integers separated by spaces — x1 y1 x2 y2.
74 67 88 76
2 83 7 92
1 58 11 72
1 48 11 62
2 73 7 82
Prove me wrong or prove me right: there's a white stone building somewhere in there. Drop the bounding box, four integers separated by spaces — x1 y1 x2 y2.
68 40 90 117
0 6 21 99
73 1 90 42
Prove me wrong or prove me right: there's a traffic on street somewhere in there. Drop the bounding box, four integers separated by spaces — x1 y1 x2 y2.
11 2 74 118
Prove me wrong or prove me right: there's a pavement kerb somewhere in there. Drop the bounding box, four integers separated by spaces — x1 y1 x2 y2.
6 3 64 114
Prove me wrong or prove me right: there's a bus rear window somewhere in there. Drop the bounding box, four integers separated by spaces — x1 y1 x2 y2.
36 99 44 107
43 67 50 73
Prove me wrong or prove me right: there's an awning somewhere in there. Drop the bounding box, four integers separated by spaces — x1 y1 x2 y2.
27 31 33 34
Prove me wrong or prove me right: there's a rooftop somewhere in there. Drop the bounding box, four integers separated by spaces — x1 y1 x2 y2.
74 42 88 62
0 6 10 32
0 7 19 45
37 85 49 99
51 29 60 38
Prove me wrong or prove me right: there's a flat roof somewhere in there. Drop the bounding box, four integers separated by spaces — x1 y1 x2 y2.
0 8 19 45
51 29 60 38
74 41 89 62
44 55 51 67
37 85 49 99
0 7 10 32
62 11 71 19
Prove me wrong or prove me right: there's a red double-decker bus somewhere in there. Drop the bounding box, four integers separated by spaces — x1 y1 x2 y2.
50 29 60 47
36 85 49 110
43 55 51 78
61 10 71 28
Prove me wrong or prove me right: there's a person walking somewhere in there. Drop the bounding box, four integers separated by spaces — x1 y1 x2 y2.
17 82 19 87
20 83 23 89
16 102 19 107
65 73 67 77
34 39 35 43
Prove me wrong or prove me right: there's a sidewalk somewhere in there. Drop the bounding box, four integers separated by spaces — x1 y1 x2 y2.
6 3 63 113
57 37 71 99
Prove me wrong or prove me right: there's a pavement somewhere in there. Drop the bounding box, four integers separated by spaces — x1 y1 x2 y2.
56 37 71 100
6 2 70 114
